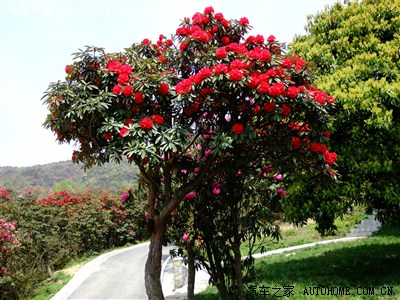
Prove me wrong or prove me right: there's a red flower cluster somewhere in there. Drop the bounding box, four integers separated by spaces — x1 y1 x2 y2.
157 83 169 95
152 114 165 125
119 128 129 138
65 64 74 74
324 151 337 165
38 190 83 206
134 92 144 104
0 187 11 201
232 123 244 135
176 78 194 95
140 118 153 130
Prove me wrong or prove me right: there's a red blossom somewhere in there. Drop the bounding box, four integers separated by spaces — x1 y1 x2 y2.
239 17 249 25
287 86 299 99
258 81 270 94
268 83 285 97
191 30 211 43
107 61 122 72
123 85 133 97
125 119 134 126
216 47 228 59
324 151 337 165
281 58 292 68
232 123 244 135
112 85 122 95
119 64 132 75
221 36 230 45
230 59 245 70
157 83 169 95
119 128 129 137
214 64 229 75
117 74 130 85
142 38 151 45
282 104 291 118
292 137 301 149
134 92 144 104
228 69 243 81
103 132 112 141
180 41 188 51
204 6 214 14
65 64 74 74
264 102 276 112
176 27 191 36
152 114 164 125
310 143 322 153
267 35 276 43
259 49 271 62
175 79 193 94
140 118 153 130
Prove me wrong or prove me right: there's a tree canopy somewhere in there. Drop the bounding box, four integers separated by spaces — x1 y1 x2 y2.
289 0 400 225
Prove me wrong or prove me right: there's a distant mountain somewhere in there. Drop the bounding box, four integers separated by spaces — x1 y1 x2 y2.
0 160 139 194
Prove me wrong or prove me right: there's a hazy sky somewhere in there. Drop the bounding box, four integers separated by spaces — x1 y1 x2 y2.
0 0 338 167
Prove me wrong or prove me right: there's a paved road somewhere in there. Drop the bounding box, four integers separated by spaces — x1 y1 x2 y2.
53 242 172 300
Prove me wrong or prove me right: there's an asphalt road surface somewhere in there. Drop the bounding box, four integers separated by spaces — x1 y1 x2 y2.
53 242 171 300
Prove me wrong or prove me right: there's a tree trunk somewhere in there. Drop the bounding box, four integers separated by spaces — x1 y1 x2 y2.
145 217 167 300
187 240 196 300
211 243 229 300
233 240 244 300
232 203 245 300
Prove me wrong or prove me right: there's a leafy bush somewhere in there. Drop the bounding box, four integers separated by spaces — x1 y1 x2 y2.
0 187 146 298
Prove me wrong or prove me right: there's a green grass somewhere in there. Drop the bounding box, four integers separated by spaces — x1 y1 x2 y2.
196 226 400 299
241 205 367 255
31 272 72 300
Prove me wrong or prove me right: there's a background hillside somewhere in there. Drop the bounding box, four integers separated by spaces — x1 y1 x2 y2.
0 160 139 194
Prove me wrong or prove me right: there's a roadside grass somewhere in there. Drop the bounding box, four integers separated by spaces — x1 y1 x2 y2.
31 272 72 300
196 225 400 299
241 205 367 255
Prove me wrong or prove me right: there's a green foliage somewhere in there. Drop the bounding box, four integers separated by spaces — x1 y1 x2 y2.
289 0 400 226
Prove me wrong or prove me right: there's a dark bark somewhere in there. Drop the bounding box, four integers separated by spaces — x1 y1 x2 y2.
232 229 244 300
145 216 167 300
187 241 196 300
210 243 229 300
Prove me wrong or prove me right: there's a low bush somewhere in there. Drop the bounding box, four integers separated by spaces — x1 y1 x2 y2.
0 188 147 299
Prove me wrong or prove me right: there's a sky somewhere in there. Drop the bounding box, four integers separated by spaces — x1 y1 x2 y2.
0 0 339 167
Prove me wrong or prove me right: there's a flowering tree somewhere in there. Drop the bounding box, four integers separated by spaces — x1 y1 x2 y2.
43 7 337 299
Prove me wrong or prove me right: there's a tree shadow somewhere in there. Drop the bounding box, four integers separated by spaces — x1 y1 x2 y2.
257 241 400 288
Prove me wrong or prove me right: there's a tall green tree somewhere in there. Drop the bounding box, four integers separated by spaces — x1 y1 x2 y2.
289 0 400 226
43 7 337 299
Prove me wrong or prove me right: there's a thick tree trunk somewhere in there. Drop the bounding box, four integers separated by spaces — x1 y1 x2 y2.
233 241 244 300
187 241 196 300
145 217 167 300
211 243 229 300
232 203 245 300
